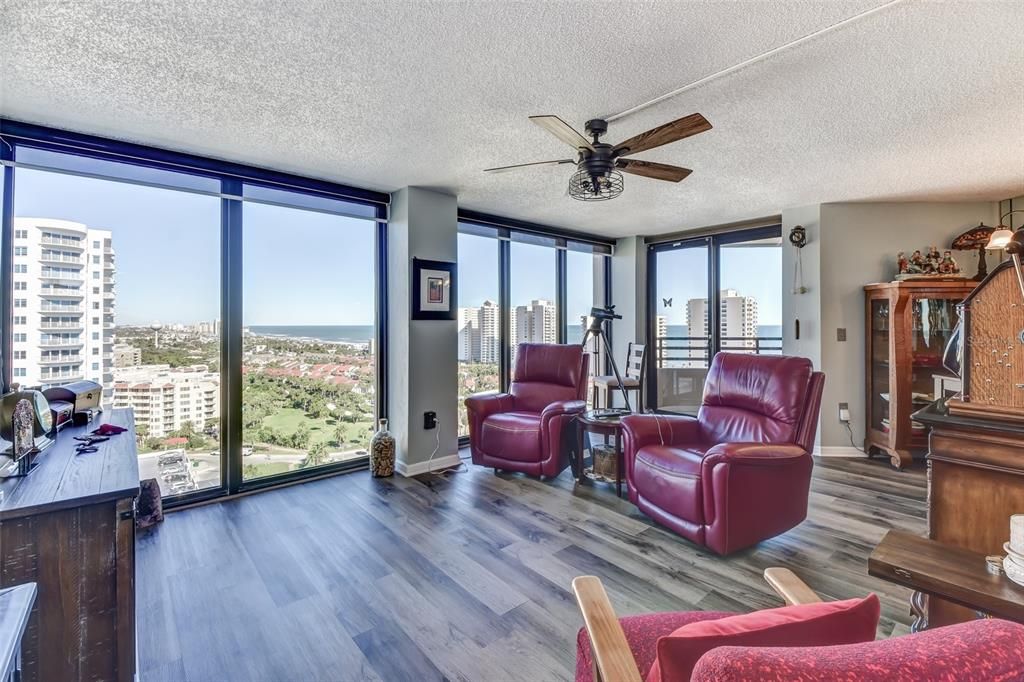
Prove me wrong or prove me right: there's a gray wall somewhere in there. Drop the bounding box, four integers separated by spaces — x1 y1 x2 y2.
388 187 460 473
780 201 997 450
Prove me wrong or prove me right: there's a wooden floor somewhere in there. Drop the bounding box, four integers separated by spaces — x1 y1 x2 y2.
138 455 927 681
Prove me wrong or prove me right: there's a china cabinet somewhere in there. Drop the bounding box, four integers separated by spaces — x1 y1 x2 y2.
864 279 976 469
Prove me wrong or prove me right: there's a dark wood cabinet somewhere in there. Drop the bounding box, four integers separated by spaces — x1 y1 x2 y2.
0 409 139 682
864 280 975 468
913 402 1024 628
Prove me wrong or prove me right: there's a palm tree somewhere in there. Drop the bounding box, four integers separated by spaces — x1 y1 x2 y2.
300 442 328 468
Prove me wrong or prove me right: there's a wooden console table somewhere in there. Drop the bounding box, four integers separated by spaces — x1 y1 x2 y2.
869 530 1024 631
0 409 139 682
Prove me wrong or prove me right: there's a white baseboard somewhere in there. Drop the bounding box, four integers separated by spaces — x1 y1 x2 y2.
396 453 462 477
813 446 867 458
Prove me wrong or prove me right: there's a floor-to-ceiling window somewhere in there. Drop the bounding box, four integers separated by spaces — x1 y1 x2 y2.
241 202 377 480
455 214 612 440
566 248 607 405
510 237 558 366
11 157 223 496
0 120 388 504
648 225 782 413
456 231 500 437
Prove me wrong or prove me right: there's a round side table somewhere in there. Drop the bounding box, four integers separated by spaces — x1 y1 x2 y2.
576 410 626 498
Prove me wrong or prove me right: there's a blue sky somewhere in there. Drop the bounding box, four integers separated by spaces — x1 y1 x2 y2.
14 168 375 325
16 166 779 327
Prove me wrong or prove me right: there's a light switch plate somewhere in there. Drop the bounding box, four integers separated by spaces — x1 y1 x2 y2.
837 327 847 342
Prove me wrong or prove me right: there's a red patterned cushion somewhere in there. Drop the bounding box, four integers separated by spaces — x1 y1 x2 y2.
649 595 880 682
575 611 734 682
690 618 1024 681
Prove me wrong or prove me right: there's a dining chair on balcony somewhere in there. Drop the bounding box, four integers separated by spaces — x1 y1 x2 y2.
591 342 645 411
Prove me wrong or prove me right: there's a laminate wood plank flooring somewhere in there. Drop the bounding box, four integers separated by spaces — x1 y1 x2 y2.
138 455 927 681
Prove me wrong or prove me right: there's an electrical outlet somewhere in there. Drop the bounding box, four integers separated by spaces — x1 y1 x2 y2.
838 402 850 422
423 411 437 430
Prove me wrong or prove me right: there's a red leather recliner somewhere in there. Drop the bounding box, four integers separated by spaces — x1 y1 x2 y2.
622 353 825 555
465 343 589 478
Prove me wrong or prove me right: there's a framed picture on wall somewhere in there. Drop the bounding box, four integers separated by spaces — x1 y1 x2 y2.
411 258 457 320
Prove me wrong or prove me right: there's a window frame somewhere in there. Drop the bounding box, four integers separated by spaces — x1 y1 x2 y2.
456 211 614 445
0 118 389 507
645 224 783 413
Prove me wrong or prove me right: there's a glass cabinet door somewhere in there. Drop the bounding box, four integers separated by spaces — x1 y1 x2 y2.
909 297 960 424
869 298 891 434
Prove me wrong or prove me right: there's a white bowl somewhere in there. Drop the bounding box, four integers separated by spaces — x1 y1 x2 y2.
1004 556 1024 588
1003 542 1024 565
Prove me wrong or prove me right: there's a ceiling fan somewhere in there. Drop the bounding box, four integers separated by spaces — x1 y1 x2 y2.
484 113 712 201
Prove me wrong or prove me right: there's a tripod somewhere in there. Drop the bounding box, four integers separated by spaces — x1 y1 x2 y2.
581 315 633 414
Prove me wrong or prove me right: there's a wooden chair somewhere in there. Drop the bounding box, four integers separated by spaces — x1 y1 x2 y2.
573 568 816 682
591 343 645 411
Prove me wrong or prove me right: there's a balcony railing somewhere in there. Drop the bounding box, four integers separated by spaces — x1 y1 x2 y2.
39 340 83 349
39 354 82 364
40 272 83 282
654 335 783 368
39 304 83 313
41 236 84 249
40 287 84 298
40 321 83 330
39 253 82 264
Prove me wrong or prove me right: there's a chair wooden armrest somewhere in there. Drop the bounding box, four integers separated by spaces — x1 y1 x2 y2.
573 570 821 682
572 576 643 682
763 567 823 605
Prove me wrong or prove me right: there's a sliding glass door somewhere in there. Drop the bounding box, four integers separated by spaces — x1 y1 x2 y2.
650 239 711 413
648 226 782 413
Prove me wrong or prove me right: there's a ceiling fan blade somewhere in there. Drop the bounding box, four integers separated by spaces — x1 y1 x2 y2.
529 116 595 151
613 113 712 157
616 159 692 182
483 159 575 173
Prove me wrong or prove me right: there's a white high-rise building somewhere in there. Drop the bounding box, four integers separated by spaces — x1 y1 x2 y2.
513 299 556 345
11 218 115 401
457 299 500 363
112 364 219 438
511 299 556 365
686 289 758 356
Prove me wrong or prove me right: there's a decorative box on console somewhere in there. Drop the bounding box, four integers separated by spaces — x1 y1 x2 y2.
42 380 102 427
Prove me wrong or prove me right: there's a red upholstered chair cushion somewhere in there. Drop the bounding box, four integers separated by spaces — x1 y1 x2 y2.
690 618 1024 682
648 594 880 682
575 611 734 682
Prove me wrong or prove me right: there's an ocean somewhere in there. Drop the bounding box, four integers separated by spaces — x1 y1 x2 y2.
248 325 374 344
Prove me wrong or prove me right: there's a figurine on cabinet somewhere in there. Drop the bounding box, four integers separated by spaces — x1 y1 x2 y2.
896 246 966 280
897 251 910 275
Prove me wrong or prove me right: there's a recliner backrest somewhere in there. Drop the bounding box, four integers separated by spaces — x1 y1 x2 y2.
698 353 813 445
510 343 588 413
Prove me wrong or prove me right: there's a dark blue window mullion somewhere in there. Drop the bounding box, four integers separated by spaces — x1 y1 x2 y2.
221 180 244 495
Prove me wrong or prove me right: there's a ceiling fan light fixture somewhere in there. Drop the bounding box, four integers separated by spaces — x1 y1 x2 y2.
568 169 624 201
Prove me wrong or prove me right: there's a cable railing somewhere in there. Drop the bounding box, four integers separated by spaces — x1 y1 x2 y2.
655 335 783 367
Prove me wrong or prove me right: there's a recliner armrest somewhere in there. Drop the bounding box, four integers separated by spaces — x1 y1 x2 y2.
464 392 515 419
620 414 702 450
540 399 586 420
703 442 807 467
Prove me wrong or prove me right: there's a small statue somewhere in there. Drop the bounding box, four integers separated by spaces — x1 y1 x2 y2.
941 250 959 275
909 250 926 273
926 246 942 274
897 251 909 274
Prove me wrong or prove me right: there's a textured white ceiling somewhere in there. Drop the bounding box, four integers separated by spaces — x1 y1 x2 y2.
1 0 1022 237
